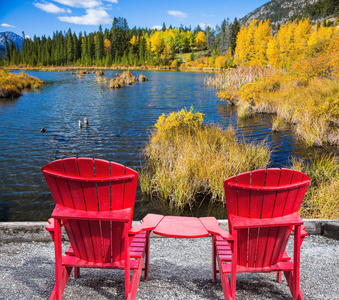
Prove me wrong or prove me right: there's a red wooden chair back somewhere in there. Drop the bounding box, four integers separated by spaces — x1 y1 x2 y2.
42 157 138 264
224 168 310 268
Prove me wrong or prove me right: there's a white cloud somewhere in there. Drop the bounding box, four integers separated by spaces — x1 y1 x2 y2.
34 2 71 14
152 25 162 30
52 0 117 8
198 23 207 29
1 23 15 28
58 8 112 25
167 10 187 18
53 0 101 8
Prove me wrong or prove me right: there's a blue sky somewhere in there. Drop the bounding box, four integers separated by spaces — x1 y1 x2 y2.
0 0 269 38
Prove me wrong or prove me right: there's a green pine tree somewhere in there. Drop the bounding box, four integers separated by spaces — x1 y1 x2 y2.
66 29 74 64
4 33 10 65
95 26 104 64
230 18 240 55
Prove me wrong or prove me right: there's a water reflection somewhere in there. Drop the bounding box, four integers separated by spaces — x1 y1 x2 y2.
0 70 335 221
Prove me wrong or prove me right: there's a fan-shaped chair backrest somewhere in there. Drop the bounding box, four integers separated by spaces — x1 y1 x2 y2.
42 157 138 263
224 168 310 268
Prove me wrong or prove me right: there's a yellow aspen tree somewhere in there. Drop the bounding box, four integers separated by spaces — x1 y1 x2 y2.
276 21 296 69
253 19 272 65
234 19 262 66
308 25 338 48
215 56 227 68
196 31 206 49
129 35 137 46
186 30 196 49
150 31 164 53
104 39 111 55
246 19 258 65
234 24 249 65
164 29 176 53
266 37 280 67
294 18 312 52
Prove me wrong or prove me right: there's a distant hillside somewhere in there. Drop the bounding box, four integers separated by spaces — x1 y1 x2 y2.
0 31 24 58
241 0 339 25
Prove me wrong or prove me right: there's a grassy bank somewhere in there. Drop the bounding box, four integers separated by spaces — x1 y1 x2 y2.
140 107 271 209
0 69 44 98
215 69 339 146
292 154 339 219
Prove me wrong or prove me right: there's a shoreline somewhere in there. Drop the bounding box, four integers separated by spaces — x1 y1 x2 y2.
2 65 220 73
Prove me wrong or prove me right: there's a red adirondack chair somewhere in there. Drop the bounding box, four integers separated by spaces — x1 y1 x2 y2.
211 168 310 300
42 157 149 300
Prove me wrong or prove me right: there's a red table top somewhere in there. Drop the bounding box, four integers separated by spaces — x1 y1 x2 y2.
153 216 210 238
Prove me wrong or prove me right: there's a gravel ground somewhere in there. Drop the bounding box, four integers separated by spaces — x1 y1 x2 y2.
0 235 338 300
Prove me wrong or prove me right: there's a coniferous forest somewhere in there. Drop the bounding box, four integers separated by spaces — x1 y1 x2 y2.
1 17 241 68
1 17 244 66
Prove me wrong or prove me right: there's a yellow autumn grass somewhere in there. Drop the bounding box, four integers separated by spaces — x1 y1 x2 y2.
0 69 43 98
140 108 271 209
291 155 339 219
251 76 339 146
218 71 339 146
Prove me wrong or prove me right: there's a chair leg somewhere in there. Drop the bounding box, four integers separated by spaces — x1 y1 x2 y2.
277 271 282 282
124 224 131 300
50 267 72 300
144 231 150 281
217 259 234 300
127 256 145 300
212 235 217 282
230 231 237 299
51 219 72 300
218 233 237 300
74 267 80 278
284 225 304 300
284 271 304 300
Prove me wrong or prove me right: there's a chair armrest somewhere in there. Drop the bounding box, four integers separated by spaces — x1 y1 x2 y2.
128 214 164 235
229 212 303 230
292 225 308 237
46 218 56 231
51 204 133 222
199 217 234 241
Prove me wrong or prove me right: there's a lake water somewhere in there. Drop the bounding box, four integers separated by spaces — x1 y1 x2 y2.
0 70 313 221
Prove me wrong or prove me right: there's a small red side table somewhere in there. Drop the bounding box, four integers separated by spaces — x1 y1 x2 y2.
129 213 233 240
153 216 209 238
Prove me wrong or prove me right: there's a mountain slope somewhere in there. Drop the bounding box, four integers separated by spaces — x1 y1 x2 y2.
0 31 24 49
241 0 338 24
0 31 24 59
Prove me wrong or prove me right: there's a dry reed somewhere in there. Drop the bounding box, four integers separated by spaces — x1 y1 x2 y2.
204 66 274 90
291 155 339 219
140 114 271 209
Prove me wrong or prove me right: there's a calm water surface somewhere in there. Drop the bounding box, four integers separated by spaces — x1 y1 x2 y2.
0 70 313 221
